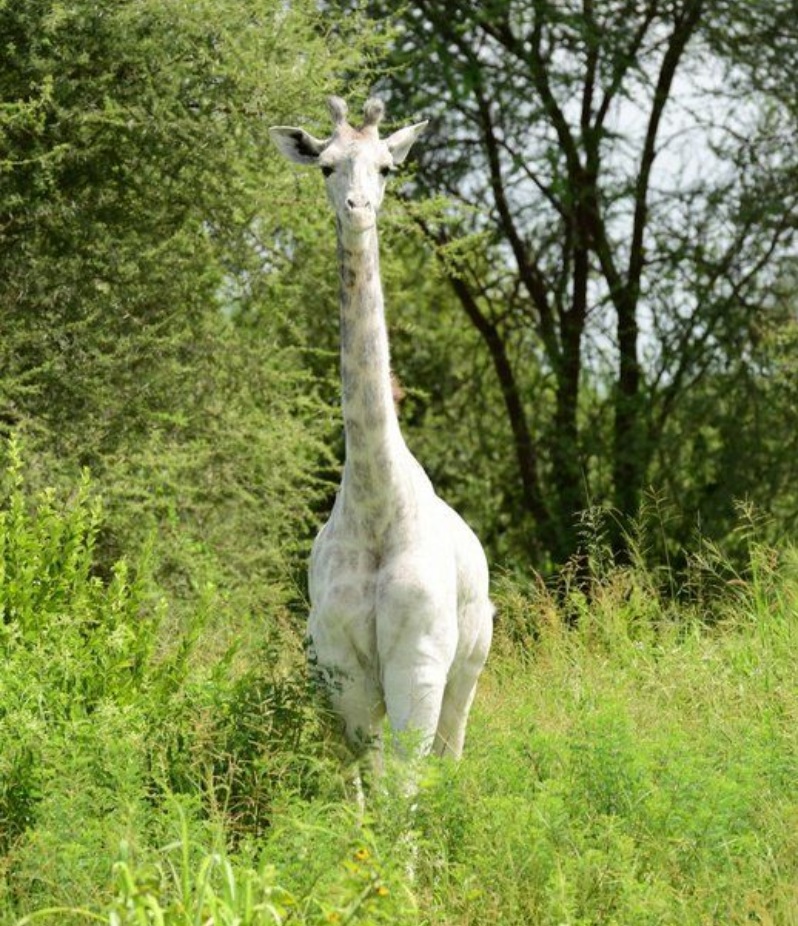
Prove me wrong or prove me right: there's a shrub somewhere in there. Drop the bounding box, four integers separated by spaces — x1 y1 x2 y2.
0 437 343 920
0 438 161 856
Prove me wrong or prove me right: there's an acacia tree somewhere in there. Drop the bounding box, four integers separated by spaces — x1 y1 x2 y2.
378 0 798 565
0 0 380 609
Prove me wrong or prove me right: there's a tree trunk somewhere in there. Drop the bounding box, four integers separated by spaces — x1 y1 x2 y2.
552 245 589 562
612 289 645 552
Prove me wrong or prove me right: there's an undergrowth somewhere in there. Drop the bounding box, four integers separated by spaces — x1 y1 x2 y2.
449 525 798 925
1 442 797 925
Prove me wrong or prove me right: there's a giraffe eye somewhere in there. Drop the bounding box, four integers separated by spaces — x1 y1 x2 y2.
380 165 394 177
321 165 334 178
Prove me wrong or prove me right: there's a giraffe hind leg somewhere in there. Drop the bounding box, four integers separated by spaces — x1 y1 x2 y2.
433 661 484 759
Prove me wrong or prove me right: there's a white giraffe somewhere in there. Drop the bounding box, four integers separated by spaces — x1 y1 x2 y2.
270 96 492 770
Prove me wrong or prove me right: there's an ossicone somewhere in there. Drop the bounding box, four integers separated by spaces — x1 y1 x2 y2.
327 95 386 133
362 98 385 128
328 96 348 127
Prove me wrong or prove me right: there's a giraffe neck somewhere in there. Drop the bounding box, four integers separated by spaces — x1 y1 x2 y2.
337 223 409 521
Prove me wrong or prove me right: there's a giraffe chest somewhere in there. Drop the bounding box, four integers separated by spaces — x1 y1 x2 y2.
307 489 420 625
336 441 424 538
307 528 380 672
339 478 399 543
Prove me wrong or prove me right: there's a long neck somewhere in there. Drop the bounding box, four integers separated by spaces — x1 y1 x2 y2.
337 223 406 498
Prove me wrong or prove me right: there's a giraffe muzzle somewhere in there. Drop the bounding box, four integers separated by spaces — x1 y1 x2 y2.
344 200 376 231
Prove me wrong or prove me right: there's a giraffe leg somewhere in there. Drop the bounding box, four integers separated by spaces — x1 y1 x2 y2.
321 670 385 799
433 666 481 759
435 593 492 758
381 660 447 759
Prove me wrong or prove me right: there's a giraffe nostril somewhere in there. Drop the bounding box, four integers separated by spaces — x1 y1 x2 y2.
347 196 369 211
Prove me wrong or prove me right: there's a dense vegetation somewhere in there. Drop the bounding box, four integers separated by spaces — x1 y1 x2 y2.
1 446 796 924
3 0 798 572
1 0 797 923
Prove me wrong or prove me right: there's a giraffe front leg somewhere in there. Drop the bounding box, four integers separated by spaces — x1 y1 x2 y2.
333 678 385 812
321 670 385 756
376 552 457 757
380 659 448 759
435 601 492 759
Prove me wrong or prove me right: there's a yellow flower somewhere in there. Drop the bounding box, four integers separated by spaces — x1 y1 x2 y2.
354 847 370 862
375 885 390 897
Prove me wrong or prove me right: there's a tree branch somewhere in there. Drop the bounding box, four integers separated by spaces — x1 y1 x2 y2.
629 0 705 300
593 0 661 134
415 216 555 552
474 89 560 365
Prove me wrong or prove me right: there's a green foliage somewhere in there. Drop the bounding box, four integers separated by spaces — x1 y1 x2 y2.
2 507 156 700
653 314 798 558
205 645 338 843
2 2 797 921
10 811 414 926
0 0 384 618
0 439 163 909
414 545 798 924
1 443 797 923
0 445 333 919
369 0 798 568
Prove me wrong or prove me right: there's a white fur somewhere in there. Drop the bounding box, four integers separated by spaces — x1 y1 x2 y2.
270 98 492 763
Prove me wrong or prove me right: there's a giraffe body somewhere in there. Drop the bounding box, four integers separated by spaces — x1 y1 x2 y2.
270 97 492 760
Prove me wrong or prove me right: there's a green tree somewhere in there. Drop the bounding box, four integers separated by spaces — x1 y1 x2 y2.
373 0 798 567
0 0 382 611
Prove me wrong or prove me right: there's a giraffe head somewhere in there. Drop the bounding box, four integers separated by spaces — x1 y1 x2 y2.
269 97 427 240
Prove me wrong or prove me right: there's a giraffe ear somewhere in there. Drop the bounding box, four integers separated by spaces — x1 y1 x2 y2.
385 121 428 165
269 126 328 165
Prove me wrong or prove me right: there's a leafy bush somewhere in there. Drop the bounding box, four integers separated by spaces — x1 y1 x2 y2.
205 644 339 844
103 813 414 926
0 440 332 919
0 438 161 857
3 434 797 925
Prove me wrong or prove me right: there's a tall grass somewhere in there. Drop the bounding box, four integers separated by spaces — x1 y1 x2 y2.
415 535 798 924
1 443 796 924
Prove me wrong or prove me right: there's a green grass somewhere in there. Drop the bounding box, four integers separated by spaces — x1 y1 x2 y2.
1 444 797 924
416 612 798 924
